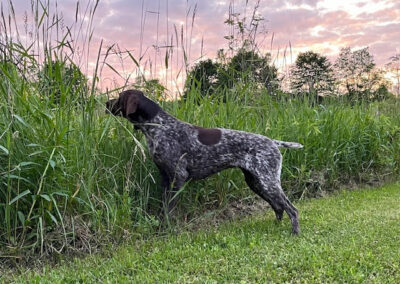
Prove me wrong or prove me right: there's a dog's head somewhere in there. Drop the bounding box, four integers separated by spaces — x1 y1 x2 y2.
106 90 160 126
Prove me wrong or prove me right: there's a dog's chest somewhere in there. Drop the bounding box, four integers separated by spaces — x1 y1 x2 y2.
145 133 162 161
145 124 191 162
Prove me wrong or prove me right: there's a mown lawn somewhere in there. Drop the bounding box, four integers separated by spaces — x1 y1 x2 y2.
5 183 400 283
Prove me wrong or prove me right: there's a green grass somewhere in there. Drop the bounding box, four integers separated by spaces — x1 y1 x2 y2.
1 62 400 259
5 183 400 283
1 0 400 260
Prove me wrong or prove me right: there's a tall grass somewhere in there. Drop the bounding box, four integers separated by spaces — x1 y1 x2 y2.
0 0 152 261
173 87 400 206
0 0 399 264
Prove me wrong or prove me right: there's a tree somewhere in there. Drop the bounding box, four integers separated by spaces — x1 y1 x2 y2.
290 51 335 99
184 2 280 99
334 47 375 100
365 68 393 101
184 59 221 97
184 49 279 99
334 47 393 101
220 48 279 93
386 54 400 96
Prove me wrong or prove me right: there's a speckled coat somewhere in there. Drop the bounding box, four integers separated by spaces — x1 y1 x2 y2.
106 90 303 234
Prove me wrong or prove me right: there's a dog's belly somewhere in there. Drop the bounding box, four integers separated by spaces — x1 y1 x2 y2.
186 154 237 180
187 164 235 180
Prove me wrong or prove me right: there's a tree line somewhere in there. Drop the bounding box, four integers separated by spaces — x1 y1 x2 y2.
184 46 399 103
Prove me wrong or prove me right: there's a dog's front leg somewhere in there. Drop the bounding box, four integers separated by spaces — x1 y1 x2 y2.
158 163 188 217
156 166 171 212
157 167 184 217
167 173 188 214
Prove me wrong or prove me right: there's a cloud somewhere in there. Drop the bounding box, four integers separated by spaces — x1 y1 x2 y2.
4 0 400 90
88 0 400 89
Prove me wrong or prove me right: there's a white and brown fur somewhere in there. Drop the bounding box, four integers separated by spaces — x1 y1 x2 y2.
106 89 303 234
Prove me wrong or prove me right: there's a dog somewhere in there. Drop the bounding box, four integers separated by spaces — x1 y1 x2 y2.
106 89 303 234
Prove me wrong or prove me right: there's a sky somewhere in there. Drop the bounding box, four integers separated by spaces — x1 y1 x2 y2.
5 0 400 93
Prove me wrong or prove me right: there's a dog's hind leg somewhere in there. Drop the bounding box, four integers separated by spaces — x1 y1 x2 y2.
241 169 285 222
242 168 300 234
261 182 300 235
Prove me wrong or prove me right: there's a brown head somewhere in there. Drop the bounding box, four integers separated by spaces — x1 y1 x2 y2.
105 90 160 125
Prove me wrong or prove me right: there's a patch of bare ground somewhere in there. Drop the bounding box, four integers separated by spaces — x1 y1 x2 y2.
180 196 270 232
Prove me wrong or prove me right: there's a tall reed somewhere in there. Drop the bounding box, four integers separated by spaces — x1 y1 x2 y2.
0 0 151 259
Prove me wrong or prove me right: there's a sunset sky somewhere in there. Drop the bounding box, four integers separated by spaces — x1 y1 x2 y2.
8 0 400 93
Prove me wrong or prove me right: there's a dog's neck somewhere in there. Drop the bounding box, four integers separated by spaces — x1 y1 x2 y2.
134 110 179 138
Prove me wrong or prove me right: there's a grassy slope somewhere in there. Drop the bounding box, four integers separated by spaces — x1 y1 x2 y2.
6 183 400 283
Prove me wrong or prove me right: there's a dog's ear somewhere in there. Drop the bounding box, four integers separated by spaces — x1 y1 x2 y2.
123 93 139 118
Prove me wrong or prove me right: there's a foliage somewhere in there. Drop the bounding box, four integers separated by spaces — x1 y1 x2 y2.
223 0 266 55
184 0 278 99
386 54 400 96
184 59 222 97
1 0 400 264
3 67 400 261
136 78 167 100
184 49 278 99
37 60 88 105
220 48 278 92
2 63 400 261
6 184 400 283
290 51 335 99
334 47 391 101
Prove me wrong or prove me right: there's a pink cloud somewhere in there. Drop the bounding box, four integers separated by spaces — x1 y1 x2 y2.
3 0 400 92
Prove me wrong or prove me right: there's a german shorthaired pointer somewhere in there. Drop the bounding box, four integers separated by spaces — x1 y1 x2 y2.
106 90 303 234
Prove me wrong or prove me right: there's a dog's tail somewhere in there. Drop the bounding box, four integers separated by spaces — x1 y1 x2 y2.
272 139 303 149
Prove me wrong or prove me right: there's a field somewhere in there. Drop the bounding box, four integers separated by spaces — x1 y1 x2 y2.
2 82 400 260
3 183 400 283
1 0 400 273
